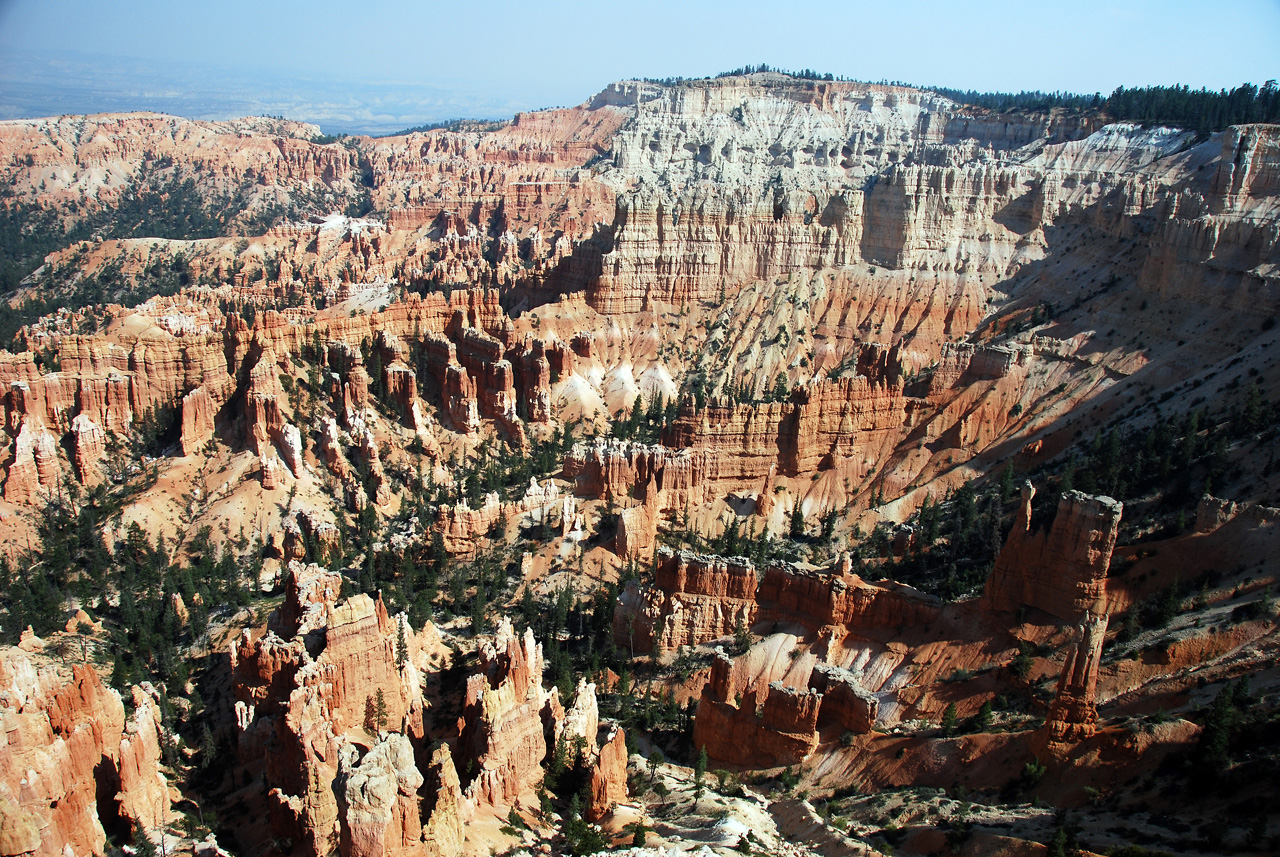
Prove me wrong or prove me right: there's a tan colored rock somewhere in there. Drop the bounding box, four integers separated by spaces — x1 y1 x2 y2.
436 492 504 555
420 744 466 857
459 620 555 809
180 385 217 455
612 548 756 654
4 417 59 504
261 452 281 489
16 626 44 652
64 609 102 635
1045 613 1109 743
616 546 941 654
70 413 106 481
614 480 661 563
337 733 424 857
0 792 41 856
558 678 600 754
586 726 627 822
984 482 1122 622
231 565 442 857
756 462 777 518
117 686 174 836
0 650 172 857
170 593 189 626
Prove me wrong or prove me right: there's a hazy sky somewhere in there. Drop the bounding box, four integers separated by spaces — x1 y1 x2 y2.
1 0 1277 133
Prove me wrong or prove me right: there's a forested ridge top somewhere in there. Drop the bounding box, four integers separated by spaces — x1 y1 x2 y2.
640 66 1280 132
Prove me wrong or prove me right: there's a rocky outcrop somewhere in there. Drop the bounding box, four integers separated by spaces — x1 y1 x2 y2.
564 439 714 508
568 372 912 512
246 349 303 478
116 686 173 841
984 482 1123 622
0 648 173 857
615 547 943 654
357 428 392 507
435 492 504 555
756 463 777 518
808 663 879 734
553 679 627 821
419 744 466 857
180 377 233 456
757 561 942 632
613 547 758 654
0 285 547 505
587 726 628 821
614 479 662 562
662 376 909 488
693 648 821 768
70 413 106 481
458 619 556 809
336 733 424 857
0 113 361 215
3 417 59 503
1045 613 1108 743
230 563 446 857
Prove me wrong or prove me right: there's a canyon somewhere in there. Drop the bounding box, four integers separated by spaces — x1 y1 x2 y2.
0 70 1276 857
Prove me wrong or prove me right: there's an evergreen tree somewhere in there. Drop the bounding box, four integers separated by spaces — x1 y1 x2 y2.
396 619 407 671
789 503 805 539
941 703 959 735
374 688 388 732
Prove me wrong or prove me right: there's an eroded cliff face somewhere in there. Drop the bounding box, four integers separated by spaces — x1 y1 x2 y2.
579 75 1271 335
983 482 1123 622
458 619 556 809
693 648 822 768
663 479 1136 765
0 73 1274 560
0 114 361 217
615 546 942 656
613 548 758 654
1 74 1279 856
230 563 455 857
0 648 173 857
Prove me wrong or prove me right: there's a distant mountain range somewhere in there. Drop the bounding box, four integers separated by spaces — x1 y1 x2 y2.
0 49 531 135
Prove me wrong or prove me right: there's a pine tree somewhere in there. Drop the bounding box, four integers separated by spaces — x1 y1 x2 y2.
789 503 805 539
941 703 958 736
374 688 388 732
647 748 664 784
734 614 752 654
1195 686 1237 778
395 619 407 671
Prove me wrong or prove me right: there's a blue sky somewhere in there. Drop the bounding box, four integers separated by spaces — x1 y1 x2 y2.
1 0 1277 133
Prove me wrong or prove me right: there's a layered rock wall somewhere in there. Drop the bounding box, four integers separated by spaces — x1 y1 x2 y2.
983 482 1123 621
692 649 821 767
458 620 556 809
230 564 447 857
612 548 758 654
614 547 943 654
0 649 172 857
